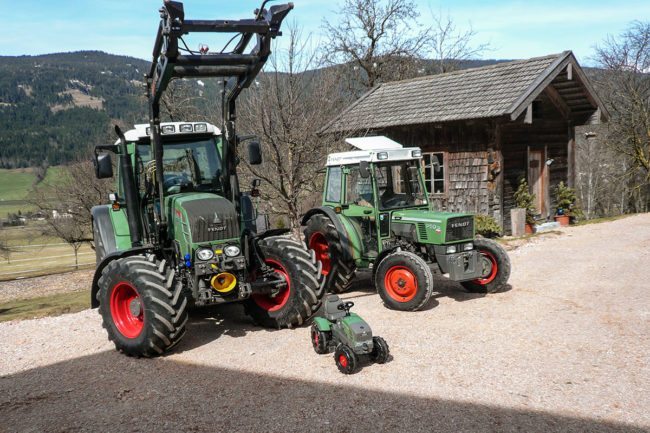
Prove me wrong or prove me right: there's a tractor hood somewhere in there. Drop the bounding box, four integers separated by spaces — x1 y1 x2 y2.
166 193 240 256
390 209 475 244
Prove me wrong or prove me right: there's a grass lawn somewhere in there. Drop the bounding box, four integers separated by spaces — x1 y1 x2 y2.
0 168 36 201
0 290 88 323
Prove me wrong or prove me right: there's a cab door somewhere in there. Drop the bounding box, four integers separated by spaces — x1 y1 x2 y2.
341 165 378 259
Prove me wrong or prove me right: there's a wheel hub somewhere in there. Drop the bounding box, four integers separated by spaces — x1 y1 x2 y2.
129 298 142 317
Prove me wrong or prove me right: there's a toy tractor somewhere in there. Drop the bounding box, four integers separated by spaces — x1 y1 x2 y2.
303 136 510 311
311 295 389 374
90 1 324 357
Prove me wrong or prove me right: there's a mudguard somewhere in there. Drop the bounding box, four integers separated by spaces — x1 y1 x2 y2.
313 316 332 332
90 246 151 308
301 207 354 265
91 205 117 263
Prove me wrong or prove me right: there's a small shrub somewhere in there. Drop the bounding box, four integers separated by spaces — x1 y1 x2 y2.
475 214 502 238
513 178 537 225
554 181 583 220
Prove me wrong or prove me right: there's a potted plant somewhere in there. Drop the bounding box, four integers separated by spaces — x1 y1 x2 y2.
554 181 579 226
513 178 537 234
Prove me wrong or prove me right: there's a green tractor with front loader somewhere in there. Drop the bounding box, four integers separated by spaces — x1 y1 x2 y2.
303 136 510 311
90 1 324 357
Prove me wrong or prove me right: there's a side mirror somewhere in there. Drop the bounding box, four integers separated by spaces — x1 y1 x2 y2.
248 141 262 165
359 160 370 178
94 153 114 179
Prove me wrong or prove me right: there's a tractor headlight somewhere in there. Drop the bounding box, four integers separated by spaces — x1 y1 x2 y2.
377 152 389 160
224 245 241 257
196 248 214 261
194 123 208 132
411 149 422 157
180 123 193 133
446 245 457 254
463 242 474 251
161 125 175 134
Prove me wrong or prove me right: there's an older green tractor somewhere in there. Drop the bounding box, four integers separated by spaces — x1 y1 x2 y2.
303 136 510 311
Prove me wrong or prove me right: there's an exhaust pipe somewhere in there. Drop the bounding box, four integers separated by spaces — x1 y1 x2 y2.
114 125 143 247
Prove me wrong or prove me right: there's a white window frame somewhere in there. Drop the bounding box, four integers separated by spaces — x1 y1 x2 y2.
422 152 447 195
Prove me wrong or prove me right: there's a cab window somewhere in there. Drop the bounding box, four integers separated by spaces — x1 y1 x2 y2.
345 166 374 207
325 167 342 203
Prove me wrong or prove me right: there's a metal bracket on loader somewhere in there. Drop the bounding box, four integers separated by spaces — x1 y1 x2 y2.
145 0 293 228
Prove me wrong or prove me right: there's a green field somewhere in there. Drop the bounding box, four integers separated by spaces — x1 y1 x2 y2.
0 290 89 322
0 166 67 218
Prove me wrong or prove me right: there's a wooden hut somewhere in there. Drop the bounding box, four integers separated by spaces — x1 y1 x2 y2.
321 51 609 233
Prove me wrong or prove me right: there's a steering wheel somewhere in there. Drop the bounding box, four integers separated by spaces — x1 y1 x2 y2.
163 175 187 190
337 301 354 312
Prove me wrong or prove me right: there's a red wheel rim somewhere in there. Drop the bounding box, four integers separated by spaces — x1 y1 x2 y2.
313 329 319 346
474 250 498 285
252 259 291 312
384 266 418 302
309 232 331 276
338 354 348 368
110 281 144 339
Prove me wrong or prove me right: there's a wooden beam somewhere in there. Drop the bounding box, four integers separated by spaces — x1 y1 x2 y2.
544 85 571 119
567 63 573 80
524 103 533 124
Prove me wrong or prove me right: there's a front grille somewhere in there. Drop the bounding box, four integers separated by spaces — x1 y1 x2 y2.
446 216 474 242
417 223 428 240
182 197 240 243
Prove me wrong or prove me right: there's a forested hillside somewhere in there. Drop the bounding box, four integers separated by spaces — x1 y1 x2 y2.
0 51 150 168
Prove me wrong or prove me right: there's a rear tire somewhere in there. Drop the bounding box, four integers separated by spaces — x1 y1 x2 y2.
98 254 188 357
335 344 358 374
245 236 324 328
461 238 511 293
375 250 433 311
304 213 356 293
371 336 390 364
311 323 329 354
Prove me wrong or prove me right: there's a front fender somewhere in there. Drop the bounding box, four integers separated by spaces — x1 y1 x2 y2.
90 246 151 308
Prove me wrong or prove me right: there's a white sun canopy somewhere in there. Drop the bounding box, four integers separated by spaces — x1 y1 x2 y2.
345 136 404 151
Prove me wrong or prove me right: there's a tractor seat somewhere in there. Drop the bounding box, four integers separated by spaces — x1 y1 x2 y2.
324 294 346 321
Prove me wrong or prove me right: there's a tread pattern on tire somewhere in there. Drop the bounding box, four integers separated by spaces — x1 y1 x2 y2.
374 250 434 311
245 235 325 328
304 214 356 294
98 253 188 357
461 238 511 294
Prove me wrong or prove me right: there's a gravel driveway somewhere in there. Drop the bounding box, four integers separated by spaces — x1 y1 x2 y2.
1 214 649 433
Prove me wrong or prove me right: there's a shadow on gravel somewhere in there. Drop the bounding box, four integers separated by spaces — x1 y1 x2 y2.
342 272 512 311
172 303 280 354
0 351 644 433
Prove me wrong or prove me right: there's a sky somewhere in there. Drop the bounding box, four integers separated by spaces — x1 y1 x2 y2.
2 0 649 66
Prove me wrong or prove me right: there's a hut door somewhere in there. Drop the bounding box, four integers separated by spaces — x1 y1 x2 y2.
528 149 546 216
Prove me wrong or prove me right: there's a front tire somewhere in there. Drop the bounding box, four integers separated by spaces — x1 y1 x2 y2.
461 238 511 293
98 254 188 357
304 214 356 293
370 336 390 364
374 250 433 311
245 236 324 328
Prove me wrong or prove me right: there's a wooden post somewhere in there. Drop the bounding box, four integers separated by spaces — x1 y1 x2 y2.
511 208 526 237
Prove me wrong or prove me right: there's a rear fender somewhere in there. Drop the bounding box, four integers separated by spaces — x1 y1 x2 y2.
312 316 331 332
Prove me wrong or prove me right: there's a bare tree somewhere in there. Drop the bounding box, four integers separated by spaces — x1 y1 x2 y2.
238 25 346 229
161 78 208 122
30 160 113 267
428 9 490 73
0 227 14 264
322 0 430 93
593 21 650 190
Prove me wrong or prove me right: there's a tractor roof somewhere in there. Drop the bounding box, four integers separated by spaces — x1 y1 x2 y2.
326 136 422 166
122 122 221 143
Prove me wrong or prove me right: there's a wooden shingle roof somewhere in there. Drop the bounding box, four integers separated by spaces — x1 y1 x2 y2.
322 51 608 133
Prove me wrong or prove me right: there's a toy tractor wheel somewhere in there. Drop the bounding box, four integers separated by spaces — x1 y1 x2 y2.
375 250 433 311
304 214 356 293
461 238 511 294
334 344 358 374
98 254 188 357
310 323 329 354
245 236 323 328
370 336 390 364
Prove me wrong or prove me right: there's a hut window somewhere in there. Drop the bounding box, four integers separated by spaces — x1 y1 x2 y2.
422 152 446 194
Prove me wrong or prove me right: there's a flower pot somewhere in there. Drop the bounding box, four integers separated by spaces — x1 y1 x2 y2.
525 223 535 234
554 215 570 227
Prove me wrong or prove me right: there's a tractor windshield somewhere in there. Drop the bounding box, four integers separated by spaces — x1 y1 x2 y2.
375 160 428 210
137 138 223 193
